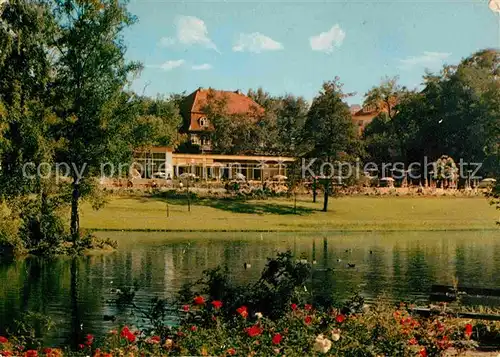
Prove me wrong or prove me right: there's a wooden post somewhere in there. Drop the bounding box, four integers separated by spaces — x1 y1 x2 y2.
187 178 191 212
312 177 317 203
166 201 170 217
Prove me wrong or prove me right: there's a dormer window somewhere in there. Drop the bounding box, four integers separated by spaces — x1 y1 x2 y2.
199 116 209 128
363 105 375 113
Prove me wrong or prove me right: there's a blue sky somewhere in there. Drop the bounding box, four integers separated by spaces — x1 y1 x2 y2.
125 0 500 105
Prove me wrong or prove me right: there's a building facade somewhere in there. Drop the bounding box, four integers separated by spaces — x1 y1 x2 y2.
133 147 294 181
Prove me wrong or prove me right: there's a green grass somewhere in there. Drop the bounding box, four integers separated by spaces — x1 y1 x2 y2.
79 195 499 232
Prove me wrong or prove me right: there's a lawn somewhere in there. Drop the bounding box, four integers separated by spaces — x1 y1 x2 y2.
79 195 499 232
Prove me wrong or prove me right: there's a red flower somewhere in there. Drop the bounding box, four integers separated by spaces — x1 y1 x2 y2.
211 300 223 309
1 352 12 356
24 351 38 357
177 330 185 337
304 304 312 311
435 321 445 332
335 314 346 323
272 333 282 345
304 316 312 325
121 326 131 337
419 347 427 357
408 337 418 345
290 303 298 311
86 334 94 345
245 325 263 337
182 305 190 312
193 296 205 305
190 325 198 332
437 336 450 350
151 335 161 343
465 323 473 338
0 336 7 344
120 326 136 343
78 344 85 350
227 348 236 356
237 306 248 318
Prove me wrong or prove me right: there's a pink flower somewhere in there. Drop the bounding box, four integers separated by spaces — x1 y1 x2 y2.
272 333 282 345
304 304 313 311
85 334 94 345
408 337 418 345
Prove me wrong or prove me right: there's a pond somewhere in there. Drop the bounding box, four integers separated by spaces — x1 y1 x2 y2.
0 230 499 346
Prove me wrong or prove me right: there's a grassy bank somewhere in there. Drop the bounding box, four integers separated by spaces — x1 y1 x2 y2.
79 195 499 232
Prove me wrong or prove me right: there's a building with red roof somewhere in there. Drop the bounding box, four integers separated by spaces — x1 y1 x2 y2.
179 87 264 152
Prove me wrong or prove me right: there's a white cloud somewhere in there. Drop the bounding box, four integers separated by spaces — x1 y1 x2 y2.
232 32 283 53
309 25 345 53
159 15 218 52
160 59 185 71
398 51 451 70
191 63 212 70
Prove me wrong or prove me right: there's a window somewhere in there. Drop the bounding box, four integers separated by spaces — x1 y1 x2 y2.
199 116 209 128
201 135 210 145
191 135 200 145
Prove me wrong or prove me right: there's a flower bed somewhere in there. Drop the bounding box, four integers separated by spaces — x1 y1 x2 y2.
1 301 497 356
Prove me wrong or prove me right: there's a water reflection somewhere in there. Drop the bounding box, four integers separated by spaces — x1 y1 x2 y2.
0 230 499 345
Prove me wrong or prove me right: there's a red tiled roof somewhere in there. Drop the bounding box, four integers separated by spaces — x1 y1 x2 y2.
191 88 264 115
181 88 264 132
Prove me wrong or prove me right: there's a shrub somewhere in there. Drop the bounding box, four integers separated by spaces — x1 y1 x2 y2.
178 251 311 321
0 201 23 255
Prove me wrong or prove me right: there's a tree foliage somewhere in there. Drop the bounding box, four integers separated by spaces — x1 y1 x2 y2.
303 79 363 211
0 0 163 252
363 50 500 179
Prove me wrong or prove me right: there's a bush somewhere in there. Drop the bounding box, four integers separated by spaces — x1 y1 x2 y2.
178 251 311 321
0 201 23 255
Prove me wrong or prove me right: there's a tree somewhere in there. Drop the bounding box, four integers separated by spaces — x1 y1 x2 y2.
0 0 69 250
275 95 309 156
52 0 141 242
363 50 500 182
363 77 414 163
303 79 362 211
203 89 263 155
133 95 184 148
